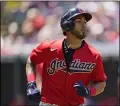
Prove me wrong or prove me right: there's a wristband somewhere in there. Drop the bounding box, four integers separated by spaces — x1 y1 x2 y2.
27 74 35 82
89 87 96 96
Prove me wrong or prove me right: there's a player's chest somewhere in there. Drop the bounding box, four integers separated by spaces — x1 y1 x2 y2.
46 49 96 75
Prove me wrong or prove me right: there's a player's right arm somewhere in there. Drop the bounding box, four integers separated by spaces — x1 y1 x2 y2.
26 41 50 102
26 57 41 102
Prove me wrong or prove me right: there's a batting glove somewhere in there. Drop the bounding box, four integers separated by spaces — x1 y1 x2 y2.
73 81 90 97
27 81 41 102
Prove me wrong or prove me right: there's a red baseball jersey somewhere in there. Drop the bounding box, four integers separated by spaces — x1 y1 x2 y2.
30 39 107 106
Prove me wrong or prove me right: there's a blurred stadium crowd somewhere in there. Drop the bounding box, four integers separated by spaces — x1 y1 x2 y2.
1 1 119 56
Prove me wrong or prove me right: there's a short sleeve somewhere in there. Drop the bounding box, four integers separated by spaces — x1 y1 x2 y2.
91 54 107 83
30 41 50 64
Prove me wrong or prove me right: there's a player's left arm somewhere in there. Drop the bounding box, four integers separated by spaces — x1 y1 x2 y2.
88 81 106 96
74 54 107 97
89 54 107 96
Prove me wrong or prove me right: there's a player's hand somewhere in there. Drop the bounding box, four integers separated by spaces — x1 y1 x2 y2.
27 81 41 102
73 81 90 97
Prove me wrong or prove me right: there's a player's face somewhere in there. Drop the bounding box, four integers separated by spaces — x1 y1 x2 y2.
71 15 87 39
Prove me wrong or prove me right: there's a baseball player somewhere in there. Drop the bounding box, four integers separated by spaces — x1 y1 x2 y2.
26 8 107 106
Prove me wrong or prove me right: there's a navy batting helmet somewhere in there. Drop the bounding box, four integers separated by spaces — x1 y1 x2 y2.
60 8 92 33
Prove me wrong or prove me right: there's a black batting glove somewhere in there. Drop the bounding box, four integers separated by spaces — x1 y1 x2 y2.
73 81 90 97
27 81 41 102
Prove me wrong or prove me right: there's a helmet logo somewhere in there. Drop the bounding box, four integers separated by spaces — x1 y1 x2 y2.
79 9 84 13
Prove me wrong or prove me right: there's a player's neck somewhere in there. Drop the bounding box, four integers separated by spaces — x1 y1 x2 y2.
66 34 83 49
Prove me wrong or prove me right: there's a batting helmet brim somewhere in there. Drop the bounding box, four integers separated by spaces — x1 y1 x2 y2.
68 12 92 22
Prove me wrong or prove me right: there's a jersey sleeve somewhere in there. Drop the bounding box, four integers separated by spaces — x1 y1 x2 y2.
91 54 107 83
30 41 50 64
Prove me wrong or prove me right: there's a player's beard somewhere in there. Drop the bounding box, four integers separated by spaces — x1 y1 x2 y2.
71 27 86 39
